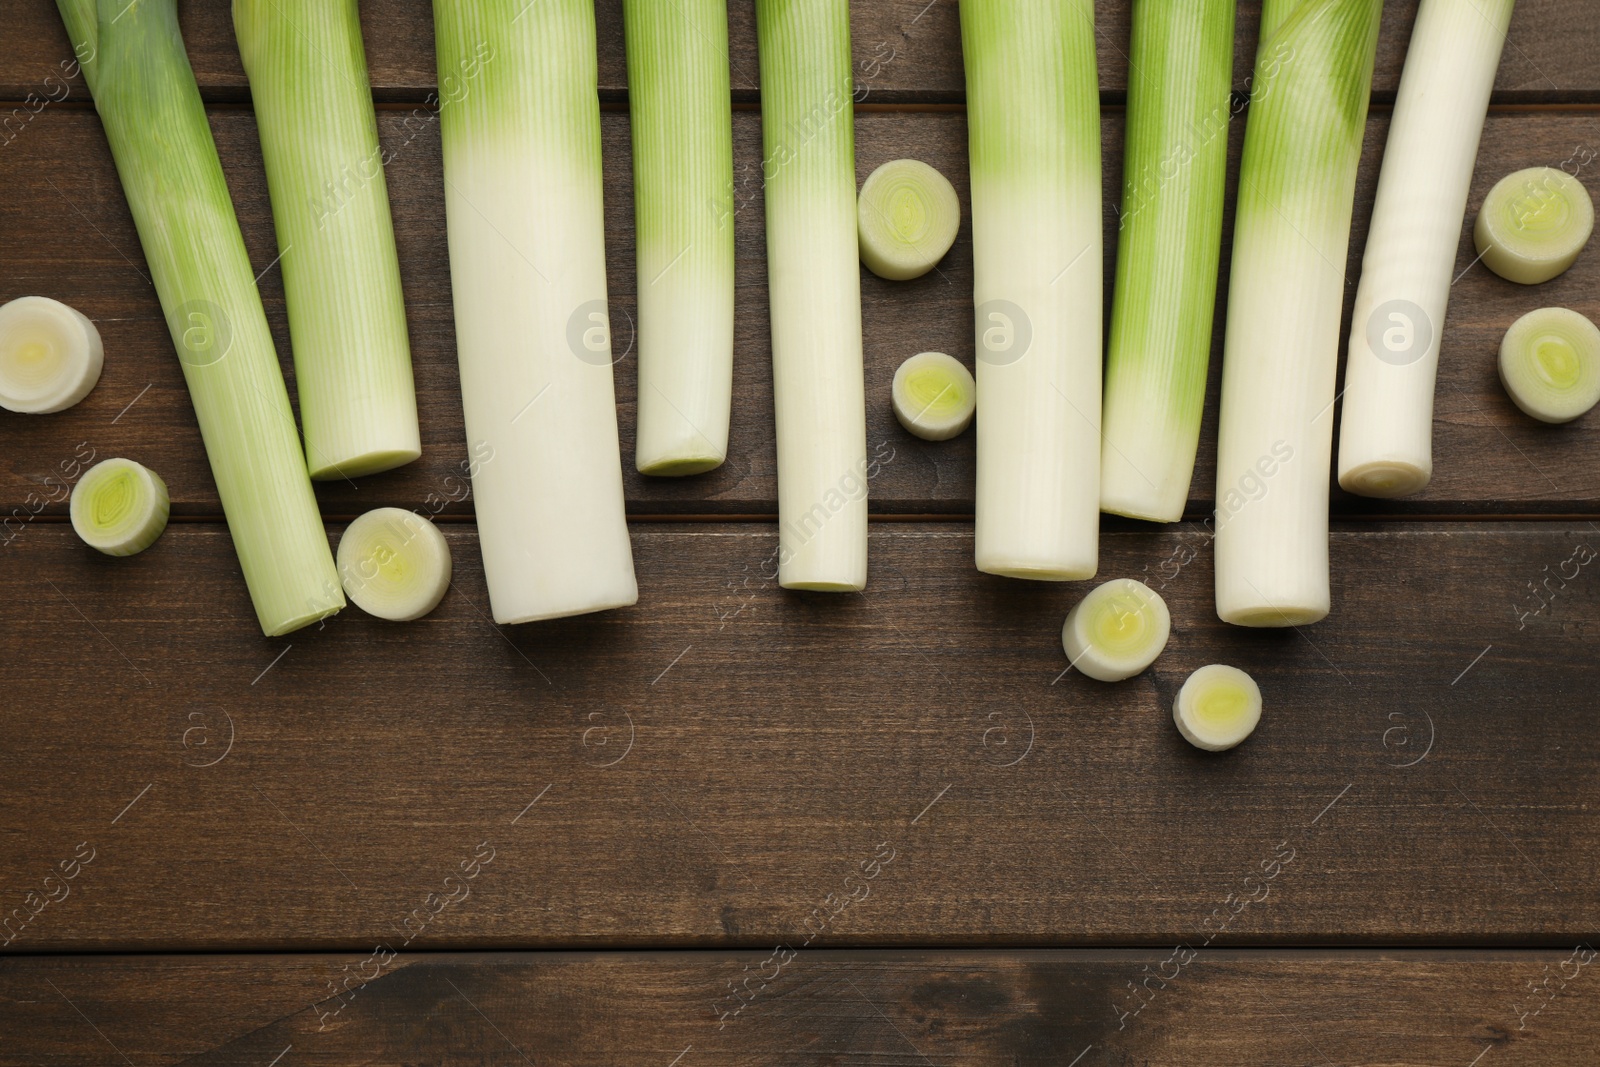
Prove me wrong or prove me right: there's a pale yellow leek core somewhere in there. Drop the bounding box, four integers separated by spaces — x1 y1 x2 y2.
1475 167 1594 285
891 351 975 440
337 507 452 622
70 458 169 557
1061 577 1170 682
857 158 961 281
1174 663 1262 751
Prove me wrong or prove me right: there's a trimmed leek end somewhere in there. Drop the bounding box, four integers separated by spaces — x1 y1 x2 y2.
1475 167 1594 285
337 507 452 621
70 458 169 556
1498 307 1600 424
1061 577 1170 682
892 351 975 440
0 296 103 413
857 159 961 281
1174 663 1261 751
1339 459 1430 499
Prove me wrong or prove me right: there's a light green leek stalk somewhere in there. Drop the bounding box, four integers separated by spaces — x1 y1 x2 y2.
623 0 735 476
56 0 343 635
234 0 422 480
1100 0 1235 523
433 0 638 623
1213 0 1382 627
755 0 867 591
962 0 1102 580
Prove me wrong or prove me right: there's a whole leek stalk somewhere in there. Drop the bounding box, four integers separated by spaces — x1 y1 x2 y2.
623 0 735 476
234 0 422 481
1213 0 1382 626
962 0 1102 580
755 0 867 591
433 0 638 623
1337 0 1514 498
1100 0 1235 523
56 0 342 636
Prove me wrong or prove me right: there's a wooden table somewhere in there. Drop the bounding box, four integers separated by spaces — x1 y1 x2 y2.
3 1 1598 1063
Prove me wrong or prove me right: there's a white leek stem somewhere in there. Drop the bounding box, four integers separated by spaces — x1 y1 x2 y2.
1337 0 1513 499
433 0 637 623
962 0 1102 580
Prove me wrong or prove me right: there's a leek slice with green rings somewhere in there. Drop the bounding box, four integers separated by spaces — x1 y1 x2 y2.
892 351 975 440
1498 307 1600 423
1174 663 1261 751
1061 578 1170 682
337 507 452 621
857 158 961 281
1475 167 1593 285
70 458 169 556
0 296 103 414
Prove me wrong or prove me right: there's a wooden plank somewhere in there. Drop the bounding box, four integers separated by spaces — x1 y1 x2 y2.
1 521 1596 951
5 107 1600 519
2 949 1597 1065
2 0 1596 103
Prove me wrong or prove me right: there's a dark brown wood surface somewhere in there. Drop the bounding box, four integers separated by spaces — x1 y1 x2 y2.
2 522 1596 950
4 0 1600 1061
7 107 1600 518
3 950 1597 1065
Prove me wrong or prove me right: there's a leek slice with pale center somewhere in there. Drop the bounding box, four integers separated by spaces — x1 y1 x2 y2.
1174 663 1261 751
857 158 961 281
337 507 452 622
0 296 103 414
1498 307 1600 423
1061 578 1170 682
70 458 169 556
1475 167 1594 285
892 351 975 441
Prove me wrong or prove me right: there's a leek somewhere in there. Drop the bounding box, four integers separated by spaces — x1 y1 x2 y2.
857 158 961 281
1100 0 1235 523
1474 166 1594 285
234 0 422 480
337 507 452 621
891 351 975 441
70 458 168 556
1337 0 1514 499
0 296 102 413
56 0 343 636
1174 664 1261 751
623 0 735 476
755 0 867 591
1060 577 1170 682
1498 307 1600 423
1213 0 1382 627
433 0 637 623
962 0 1102 580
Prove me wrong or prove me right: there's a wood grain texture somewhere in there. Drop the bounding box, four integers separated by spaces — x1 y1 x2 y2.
2 0 1595 103
4 107 1600 519
3 949 1597 1065
1 522 1596 950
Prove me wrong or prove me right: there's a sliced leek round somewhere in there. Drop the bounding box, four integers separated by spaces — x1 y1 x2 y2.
892 351 975 440
337 507 452 622
70 458 169 556
0 296 104 414
1474 167 1593 285
857 158 960 281
1498 307 1600 423
1174 663 1261 751
1061 578 1170 682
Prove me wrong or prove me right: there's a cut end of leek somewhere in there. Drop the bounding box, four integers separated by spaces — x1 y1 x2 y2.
892 351 975 440
337 507 452 622
1061 577 1170 682
1173 663 1261 751
857 159 961 281
310 446 424 483
1498 306 1600 424
70 458 169 557
1338 458 1431 499
639 453 725 477
1474 167 1594 285
0 296 104 414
